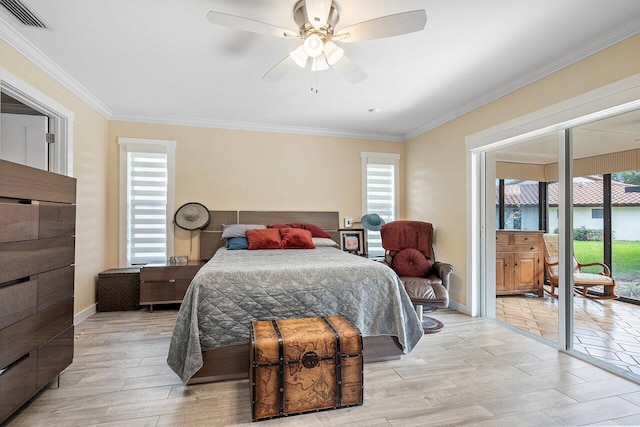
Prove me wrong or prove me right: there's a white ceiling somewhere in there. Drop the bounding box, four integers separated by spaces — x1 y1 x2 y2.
2 0 640 141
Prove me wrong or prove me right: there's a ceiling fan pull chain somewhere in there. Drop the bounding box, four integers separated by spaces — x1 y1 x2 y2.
311 65 319 94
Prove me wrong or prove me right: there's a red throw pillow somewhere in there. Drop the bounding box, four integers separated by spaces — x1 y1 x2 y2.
280 228 315 249
268 222 331 239
246 228 283 249
289 223 331 239
392 248 430 277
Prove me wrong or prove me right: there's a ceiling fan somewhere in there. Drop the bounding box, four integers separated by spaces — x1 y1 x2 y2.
207 0 427 83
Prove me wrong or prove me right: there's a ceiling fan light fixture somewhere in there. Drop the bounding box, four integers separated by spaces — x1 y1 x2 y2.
323 41 343 65
311 54 329 71
303 33 324 57
305 0 332 29
290 45 309 68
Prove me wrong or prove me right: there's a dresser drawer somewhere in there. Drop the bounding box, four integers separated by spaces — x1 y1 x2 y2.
0 202 39 243
0 278 37 330
0 201 75 244
37 327 74 389
0 237 75 284
38 203 76 239
37 266 74 312
0 159 76 204
513 234 540 245
496 233 509 244
0 298 73 369
0 351 37 424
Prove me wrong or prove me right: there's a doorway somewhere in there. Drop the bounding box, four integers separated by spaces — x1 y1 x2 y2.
467 77 640 382
1 92 50 171
0 65 73 176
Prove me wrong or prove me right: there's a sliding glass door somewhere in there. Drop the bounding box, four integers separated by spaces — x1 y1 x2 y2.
492 132 560 344
570 110 640 376
486 106 640 381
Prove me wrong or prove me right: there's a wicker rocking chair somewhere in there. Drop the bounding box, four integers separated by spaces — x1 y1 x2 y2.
542 234 616 300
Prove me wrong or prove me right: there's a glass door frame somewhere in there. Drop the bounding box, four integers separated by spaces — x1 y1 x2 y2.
465 74 640 352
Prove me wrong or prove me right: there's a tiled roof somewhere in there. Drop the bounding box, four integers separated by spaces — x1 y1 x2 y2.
498 177 640 207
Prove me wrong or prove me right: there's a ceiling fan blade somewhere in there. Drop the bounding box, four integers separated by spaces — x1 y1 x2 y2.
335 10 427 43
207 11 298 38
331 54 367 84
305 0 332 29
262 56 299 82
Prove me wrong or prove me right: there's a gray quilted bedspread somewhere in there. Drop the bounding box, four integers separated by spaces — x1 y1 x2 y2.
167 247 423 382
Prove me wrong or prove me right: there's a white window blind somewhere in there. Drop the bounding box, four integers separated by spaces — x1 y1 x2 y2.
127 151 168 265
119 138 175 267
361 152 399 258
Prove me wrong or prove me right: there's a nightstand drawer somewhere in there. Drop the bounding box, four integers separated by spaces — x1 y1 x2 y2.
140 265 202 281
140 282 175 303
140 280 192 304
139 262 204 310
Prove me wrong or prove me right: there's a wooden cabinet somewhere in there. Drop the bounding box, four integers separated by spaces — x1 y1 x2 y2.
140 262 204 310
0 159 76 424
496 230 543 296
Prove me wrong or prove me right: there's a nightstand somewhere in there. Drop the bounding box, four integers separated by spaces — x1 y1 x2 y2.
139 261 205 311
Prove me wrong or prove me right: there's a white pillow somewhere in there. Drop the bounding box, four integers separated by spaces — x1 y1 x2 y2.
221 224 266 239
312 237 338 247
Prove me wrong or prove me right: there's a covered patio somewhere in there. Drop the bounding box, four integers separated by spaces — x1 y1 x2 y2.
497 291 640 377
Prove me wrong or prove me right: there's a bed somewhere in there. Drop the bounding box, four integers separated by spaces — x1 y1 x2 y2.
167 211 423 384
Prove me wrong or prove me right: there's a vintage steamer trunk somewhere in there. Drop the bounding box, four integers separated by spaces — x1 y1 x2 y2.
250 315 363 421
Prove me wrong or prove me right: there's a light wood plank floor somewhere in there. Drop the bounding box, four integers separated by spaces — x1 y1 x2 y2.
6 309 640 426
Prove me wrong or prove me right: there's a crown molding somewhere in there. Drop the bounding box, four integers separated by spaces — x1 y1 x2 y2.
110 113 405 142
0 14 112 119
3 9 639 143
404 14 640 141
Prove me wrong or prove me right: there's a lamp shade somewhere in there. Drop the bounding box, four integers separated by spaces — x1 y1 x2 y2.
304 33 324 57
174 202 210 231
311 54 329 71
290 45 309 68
360 213 385 231
323 41 344 65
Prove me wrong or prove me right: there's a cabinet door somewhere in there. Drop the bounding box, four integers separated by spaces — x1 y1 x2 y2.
496 253 512 294
513 252 538 293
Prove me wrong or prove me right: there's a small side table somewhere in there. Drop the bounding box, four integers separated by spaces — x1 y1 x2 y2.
139 261 205 311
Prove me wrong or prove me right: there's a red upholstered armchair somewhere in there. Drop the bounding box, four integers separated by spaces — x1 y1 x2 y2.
380 221 454 333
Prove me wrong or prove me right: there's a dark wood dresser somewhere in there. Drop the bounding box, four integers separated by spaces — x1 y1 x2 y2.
0 159 76 423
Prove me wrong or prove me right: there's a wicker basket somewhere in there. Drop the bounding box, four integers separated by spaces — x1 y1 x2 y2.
97 267 141 311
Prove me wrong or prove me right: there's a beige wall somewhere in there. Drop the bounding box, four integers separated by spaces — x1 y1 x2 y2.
0 40 110 315
107 121 404 263
406 34 640 307
4 29 640 315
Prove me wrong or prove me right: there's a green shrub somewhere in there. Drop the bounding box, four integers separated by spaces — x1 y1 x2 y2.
552 228 607 241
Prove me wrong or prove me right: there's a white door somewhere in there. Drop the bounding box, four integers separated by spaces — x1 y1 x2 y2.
0 113 48 170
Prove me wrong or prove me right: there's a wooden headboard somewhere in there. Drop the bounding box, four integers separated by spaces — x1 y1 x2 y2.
198 211 340 260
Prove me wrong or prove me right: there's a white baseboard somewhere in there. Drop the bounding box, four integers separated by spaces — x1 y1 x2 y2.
74 303 97 325
448 300 471 315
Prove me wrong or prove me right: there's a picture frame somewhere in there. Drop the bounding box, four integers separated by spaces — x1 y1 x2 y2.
169 255 189 265
339 228 365 256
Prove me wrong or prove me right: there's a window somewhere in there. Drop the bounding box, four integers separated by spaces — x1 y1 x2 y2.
591 208 603 219
496 179 542 230
119 138 175 266
361 152 399 257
